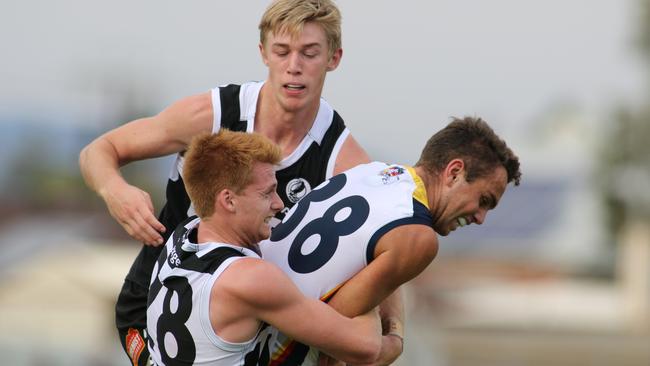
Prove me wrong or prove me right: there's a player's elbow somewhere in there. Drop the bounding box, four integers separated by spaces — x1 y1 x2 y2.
79 141 90 163
78 143 95 177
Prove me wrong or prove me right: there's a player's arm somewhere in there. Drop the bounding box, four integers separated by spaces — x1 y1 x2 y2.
79 92 214 245
318 226 436 366
318 225 436 366
326 223 438 325
222 259 382 365
331 133 408 365
332 134 370 175
374 288 406 365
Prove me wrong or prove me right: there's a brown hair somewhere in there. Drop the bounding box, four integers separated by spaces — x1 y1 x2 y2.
259 0 342 57
183 130 282 218
416 116 522 186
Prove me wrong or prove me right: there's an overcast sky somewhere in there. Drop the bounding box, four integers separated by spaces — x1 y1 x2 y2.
1 0 646 165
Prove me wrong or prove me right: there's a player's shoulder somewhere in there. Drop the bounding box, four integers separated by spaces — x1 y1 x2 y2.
170 91 213 113
332 133 371 175
161 91 214 132
404 224 438 261
391 220 436 239
410 224 438 246
379 223 438 258
216 257 292 303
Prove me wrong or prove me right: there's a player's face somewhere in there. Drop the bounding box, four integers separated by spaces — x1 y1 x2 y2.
260 22 342 113
434 166 508 236
235 162 284 244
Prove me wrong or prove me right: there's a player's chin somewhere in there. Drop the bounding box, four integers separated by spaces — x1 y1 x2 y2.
435 225 452 237
433 225 452 236
259 227 272 240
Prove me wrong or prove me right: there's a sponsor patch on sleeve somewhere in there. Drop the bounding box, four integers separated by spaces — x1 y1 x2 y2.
379 165 406 184
126 328 145 366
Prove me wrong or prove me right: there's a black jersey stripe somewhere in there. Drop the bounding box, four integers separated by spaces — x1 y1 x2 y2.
365 198 434 264
219 84 247 132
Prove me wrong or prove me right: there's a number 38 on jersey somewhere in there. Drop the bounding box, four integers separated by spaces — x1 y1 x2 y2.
270 174 370 274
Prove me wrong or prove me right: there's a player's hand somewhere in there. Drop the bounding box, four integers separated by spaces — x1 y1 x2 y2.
369 314 404 366
317 333 402 366
100 178 166 246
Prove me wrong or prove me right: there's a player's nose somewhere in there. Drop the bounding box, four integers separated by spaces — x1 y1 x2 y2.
271 192 284 212
286 52 302 74
473 209 487 225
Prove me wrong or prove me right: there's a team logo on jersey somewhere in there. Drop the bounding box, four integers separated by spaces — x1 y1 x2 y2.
379 166 406 184
286 178 311 203
125 328 145 366
168 245 181 268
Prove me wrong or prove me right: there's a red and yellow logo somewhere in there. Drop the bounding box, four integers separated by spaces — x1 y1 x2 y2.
125 328 145 366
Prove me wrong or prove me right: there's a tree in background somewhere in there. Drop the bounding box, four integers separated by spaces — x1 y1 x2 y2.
597 0 650 329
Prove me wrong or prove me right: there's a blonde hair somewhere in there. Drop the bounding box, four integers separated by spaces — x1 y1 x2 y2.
259 0 342 57
183 130 282 218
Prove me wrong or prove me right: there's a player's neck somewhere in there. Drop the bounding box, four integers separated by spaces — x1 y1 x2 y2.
414 166 443 218
255 87 319 157
196 220 258 253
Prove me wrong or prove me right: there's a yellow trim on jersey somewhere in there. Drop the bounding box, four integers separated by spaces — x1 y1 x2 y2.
406 166 429 209
320 282 345 302
270 339 292 363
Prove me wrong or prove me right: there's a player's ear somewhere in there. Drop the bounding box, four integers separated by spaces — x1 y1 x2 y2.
444 159 465 186
259 42 269 66
326 48 342 71
216 189 237 213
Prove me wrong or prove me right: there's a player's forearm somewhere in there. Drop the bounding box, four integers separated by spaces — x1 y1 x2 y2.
323 309 382 364
369 289 405 366
379 287 405 337
326 256 400 318
277 298 381 365
326 284 385 319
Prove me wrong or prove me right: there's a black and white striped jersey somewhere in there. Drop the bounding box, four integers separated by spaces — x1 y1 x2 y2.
126 81 350 287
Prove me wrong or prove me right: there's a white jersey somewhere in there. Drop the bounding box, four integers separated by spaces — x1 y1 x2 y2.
146 217 268 366
259 162 434 365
